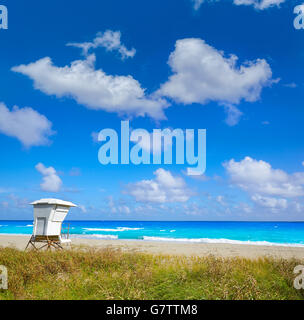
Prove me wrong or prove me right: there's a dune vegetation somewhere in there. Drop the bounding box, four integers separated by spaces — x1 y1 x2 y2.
0 247 303 300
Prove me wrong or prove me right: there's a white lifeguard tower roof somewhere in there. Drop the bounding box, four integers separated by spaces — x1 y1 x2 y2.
30 198 77 207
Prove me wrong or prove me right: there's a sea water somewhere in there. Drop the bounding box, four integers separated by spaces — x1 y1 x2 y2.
1 220 304 246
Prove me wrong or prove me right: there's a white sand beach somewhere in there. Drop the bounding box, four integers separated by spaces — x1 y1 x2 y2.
1 234 304 259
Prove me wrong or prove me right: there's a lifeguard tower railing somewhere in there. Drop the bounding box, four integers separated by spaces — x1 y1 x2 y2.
61 223 70 240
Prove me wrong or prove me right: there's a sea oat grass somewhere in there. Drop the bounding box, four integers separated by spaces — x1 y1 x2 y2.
0 247 303 300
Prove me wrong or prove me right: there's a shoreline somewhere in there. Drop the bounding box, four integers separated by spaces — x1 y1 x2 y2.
1 234 304 259
1 233 304 248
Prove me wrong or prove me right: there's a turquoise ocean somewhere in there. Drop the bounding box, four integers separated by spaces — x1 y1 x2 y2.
1 220 304 246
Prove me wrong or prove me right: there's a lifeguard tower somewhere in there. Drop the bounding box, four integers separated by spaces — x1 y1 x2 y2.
25 198 77 250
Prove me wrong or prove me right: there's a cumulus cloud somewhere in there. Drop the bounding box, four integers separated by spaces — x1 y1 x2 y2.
67 30 136 60
117 205 131 214
124 168 193 203
35 163 62 192
157 38 273 125
233 0 285 10
107 196 131 214
251 194 287 210
12 55 168 120
192 0 285 10
224 156 304 198
158 38 273 104
0 102 54 148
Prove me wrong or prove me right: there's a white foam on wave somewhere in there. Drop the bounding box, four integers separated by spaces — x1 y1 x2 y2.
83 227 143 232
73 234 118 240
142 236 304 247
16 225 33 227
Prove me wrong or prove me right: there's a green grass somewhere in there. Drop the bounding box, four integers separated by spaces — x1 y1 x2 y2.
0 247 303 300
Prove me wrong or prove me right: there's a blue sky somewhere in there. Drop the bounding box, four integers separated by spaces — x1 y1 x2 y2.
0 0 304 221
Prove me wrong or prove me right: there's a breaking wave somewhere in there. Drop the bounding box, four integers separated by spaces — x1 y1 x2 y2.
83 227 143 232
142 236 304 247
73 234 118 240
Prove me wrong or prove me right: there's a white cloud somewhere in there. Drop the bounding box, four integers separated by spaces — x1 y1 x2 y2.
0 102 54 148
224 156 304 198
67 30 136 60
8 194 29 209
106 196 131 214
224 105 243 126
251 194 287 209
35 163 62 192
12 55 168 120
157 38 273 125
293 201 304 213
233 0 285 10
124 168 193 203
158 38 273 104
283 82 297 88
117 205 131 214
235 202 252 213
216 195 227 206
131 131 160 154
192 0 204 10
192 0 285 10
130 129 181 155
